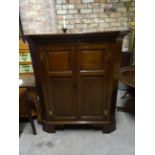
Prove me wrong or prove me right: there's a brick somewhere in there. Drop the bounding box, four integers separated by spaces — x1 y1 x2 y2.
107 0 119 2
129 7 135 12
121 22 128 27
33 4 42 10
88 28 98 32
88 23 98 28
112 2 124 8
76 24 87 28
120 0 131 2
82 0 94 3
74 14 87 18
62 4 68 9
93 18 104 23
68 4 75 9
57 25 63 29
110 13 122 18
45 10 53 16
104 8 116 13
28 0 37 3
80 9 92 13
74 19 81 23
81 27 97 33
105 18 117 22
57 10 67 14
117 17 128 22
26 11 37 17
65 0 70 3
46 15 55 21
111 22 121 27
94 0 106 2
66 24 75 29
69 9 79 14
57 15 63 19
93 8 104 13
70 29 81 33
88 3 100 8
98 13 108 18
100 3 112 8
76 4 87 9
44 3 52 9
58 20 69 25
65 15 74 19
69 0 81 3
36 16 46 22
121 12 128 17
82 19 93 23
68 19 81 24
97 28 105 31
55 5 62 9
56 0 66 4
117 8 127 12
99 23 110 28
88 14 98 18
131 2 135 7
128 12 135 17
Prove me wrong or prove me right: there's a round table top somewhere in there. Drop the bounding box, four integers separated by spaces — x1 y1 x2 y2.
119 65 135 88
19 74 36 88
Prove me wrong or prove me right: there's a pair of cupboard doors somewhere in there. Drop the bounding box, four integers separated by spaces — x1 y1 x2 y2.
38 43 115 121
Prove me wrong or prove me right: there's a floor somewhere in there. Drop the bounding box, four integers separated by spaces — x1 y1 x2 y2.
19 90 135 155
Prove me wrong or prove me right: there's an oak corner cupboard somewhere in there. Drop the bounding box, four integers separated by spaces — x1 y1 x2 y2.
25 31 128 133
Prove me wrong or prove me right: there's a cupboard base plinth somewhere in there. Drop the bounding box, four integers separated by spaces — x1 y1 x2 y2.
102 119 116 133
43 123 55 133
42 119 116 133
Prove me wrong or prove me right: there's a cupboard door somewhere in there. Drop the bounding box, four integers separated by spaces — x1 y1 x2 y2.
38 45 77 119
49 77 76 118
77 44 112 119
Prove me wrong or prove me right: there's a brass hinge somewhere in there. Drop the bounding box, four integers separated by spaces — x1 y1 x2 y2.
104 110 108 116
48 110 53 116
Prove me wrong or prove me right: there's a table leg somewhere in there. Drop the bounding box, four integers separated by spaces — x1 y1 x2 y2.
26 90 37 135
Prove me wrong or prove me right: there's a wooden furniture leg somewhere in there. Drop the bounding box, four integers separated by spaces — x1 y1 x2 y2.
26 90 37 135
102 120 116 134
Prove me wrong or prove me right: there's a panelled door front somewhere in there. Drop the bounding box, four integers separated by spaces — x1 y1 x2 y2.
38 44 77 120
77 43 112 120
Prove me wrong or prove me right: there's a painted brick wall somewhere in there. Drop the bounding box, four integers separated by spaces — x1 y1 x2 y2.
19 0 135 51
19 0 57 34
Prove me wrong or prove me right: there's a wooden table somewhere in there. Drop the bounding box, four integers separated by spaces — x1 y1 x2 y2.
19 75 37 135
19 74 42 122
117 65 135 113
119 65 135 88
19 87 36 135
19 74 36 88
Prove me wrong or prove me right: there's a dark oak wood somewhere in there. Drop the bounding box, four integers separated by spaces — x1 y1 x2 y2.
119 65 135 88
117 65 135 113
25 31 128 133
19 74 42 122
